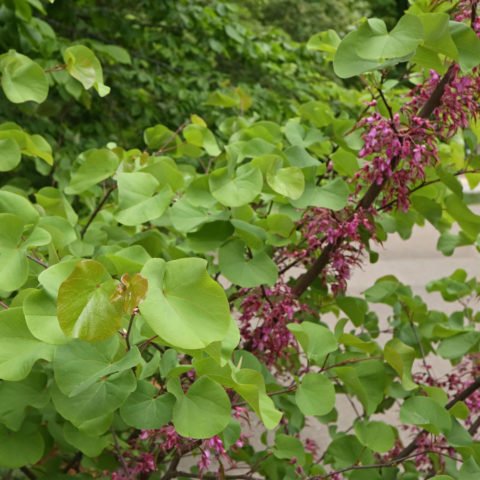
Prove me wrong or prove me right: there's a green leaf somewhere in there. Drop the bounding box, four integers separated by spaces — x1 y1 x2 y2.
169 376 231 438
333 15 423 78
54 338 141 396
0 422 44 468
400 396 452 434
183 124 221 156
0 213 29 292
445 194 480 238
23 289 68 344
336 296 368 326
296 373 335 416
437 331 480 359
384 338 417 390
115 172 173 226
0 137 21 171
326 435 374 468
287 322 338 364
0 308 53 381
292 178 349 211
273 434 306 465
140 258 231 350
209 164 263 207
266 166 305 200
186 220 234 253
354 420 396 453
63 423 111 457
38 259 78 298
51 371 136 432
57 259 124 341
0 190 39 224
0 51 48 103
355 16 424 61
231 368 282 429
335 360 387 415
450 21 480 71
0 372 49 431
307 30 341 59
63 45 110 96
120 381 175 429
331 148 359 177
219 239 278 288
65 149 119 195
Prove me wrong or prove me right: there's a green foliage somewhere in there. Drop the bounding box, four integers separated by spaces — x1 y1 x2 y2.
0 0 479 478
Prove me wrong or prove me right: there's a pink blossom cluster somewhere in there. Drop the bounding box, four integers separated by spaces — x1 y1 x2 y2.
111 452 156 479
382 355 480 473
455 0 480 33
238 281 309 365
356 111 439 210
110 424 249 479
406 66 480 139
294 207 375 293
198 435 228 472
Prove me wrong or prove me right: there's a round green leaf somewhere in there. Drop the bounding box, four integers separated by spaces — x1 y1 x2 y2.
355 16 423 61
209 165 263 207
23 289 68 344
63 45 110 96
63 423 111 458
54 339 141 397
295 373 335 416
266 166 305 200
0 190 38 224
140 258 231 350
57 259 124 341
115 172 173 226
273 434 306 465
0 308 53 381
0 213 29 292
0 137 21 171
400 396 452 434
0 423 44 468
65 148 119 195
354 420 396 453
120 381 175 429
287 322 338 364
219 239 278 288
1 51 49 103
51 371 136 431
171 376 231 438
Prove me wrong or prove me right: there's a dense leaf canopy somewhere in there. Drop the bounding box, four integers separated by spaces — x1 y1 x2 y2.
0 0 480 479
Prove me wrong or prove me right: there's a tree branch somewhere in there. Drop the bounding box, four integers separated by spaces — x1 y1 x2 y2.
19 467 36 480
292 65 456 298
311 450 462 479
80 184 117 238
27 254 48 269
394 376 480 460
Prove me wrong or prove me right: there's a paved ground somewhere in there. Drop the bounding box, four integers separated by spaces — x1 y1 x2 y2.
302 214 480 445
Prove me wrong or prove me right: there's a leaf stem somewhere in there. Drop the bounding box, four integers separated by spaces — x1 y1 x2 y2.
125 313 136 350
27 254 48 269
80 184 117 239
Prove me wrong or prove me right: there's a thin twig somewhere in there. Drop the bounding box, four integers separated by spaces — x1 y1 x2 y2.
0 300 8 309
125 313 136 351
173 472 263 480
19 467 36 480
310 450 462 479
27 255 48 269
80 184 117 238
111 430 130 478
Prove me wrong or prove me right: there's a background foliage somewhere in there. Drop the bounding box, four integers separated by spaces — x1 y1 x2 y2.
0 1 480 480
